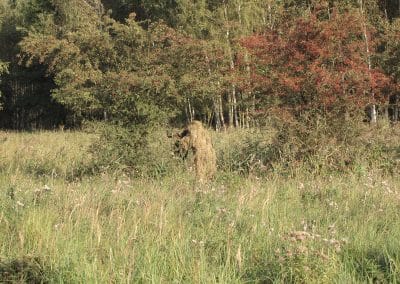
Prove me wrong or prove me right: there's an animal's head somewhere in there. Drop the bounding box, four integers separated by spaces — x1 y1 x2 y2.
173 129 191 159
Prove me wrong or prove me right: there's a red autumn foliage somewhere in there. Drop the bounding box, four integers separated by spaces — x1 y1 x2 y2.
239 9 396 112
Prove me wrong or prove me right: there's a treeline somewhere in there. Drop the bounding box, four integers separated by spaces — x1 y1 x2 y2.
1 0 400 130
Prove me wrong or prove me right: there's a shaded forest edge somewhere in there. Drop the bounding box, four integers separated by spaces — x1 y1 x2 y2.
2 0 400 130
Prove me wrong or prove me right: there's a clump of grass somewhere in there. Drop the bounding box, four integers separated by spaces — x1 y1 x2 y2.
0 256 51 283
214 125 284 178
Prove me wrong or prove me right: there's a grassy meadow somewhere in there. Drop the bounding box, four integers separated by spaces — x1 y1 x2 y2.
0 126 400 283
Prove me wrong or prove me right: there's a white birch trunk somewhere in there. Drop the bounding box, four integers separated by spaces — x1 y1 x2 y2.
187 98 194 123
219 94 226 130
359 0 377 124
224 1 239 128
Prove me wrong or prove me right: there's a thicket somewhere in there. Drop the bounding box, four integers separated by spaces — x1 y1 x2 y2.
1 0 400 176
1 118 398 183
217 113 400 177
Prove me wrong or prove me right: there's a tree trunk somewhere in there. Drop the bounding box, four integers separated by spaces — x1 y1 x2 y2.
384 104 389 121
232 87 239 127
359 0 376 124
228 92 233 127
370 104 377 123
224 1 239 128
245 111 249 128
205 53 223 131
244 51 254 128
394 95 399 122
187 98 194 123
213 98 221 131
267 1 273 29
383 0 388 20
219 94 226 130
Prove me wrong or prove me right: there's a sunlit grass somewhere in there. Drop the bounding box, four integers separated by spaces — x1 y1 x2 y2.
0 130 94 180
0 130 399 282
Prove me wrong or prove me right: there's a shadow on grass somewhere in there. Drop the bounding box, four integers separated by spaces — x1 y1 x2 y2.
348 247 399 283
0 256 51 283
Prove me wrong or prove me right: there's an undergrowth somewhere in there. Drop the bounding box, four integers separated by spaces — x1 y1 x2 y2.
216 114 400 177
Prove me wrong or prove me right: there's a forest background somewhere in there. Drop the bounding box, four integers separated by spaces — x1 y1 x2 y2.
2 0 400 131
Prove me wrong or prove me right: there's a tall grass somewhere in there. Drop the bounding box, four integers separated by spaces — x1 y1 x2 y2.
0 131 94 180
0 125 399 282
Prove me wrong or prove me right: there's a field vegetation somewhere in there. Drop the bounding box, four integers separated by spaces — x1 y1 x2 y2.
2 0 400 282
1 119 399 283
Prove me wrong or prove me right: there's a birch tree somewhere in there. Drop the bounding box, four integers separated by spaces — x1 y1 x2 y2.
359 0 377 123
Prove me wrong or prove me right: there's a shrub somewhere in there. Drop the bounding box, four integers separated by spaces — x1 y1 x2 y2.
216 111 400 177
87 122 183 178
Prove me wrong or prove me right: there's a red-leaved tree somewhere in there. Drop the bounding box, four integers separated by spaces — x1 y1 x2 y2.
239 8 395 117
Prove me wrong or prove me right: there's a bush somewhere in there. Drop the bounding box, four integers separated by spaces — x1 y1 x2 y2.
87 122 183 178
216 111 400 177
214 128 275 175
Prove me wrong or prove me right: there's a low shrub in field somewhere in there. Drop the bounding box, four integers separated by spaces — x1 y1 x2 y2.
346 247 400 283
2 114 398 180
93 113 399 178
87 122 183 178
273 230 344 283
217 112 400 177
214 128 274 175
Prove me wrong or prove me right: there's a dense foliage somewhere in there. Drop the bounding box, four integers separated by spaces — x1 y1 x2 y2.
0 0 400 129
240 9 392 112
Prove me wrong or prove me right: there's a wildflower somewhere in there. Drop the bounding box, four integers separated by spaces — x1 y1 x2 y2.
296 245 308 255
290 231 310 241
191 239 205 246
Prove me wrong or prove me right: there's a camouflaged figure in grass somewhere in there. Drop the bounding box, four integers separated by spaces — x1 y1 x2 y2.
174 120 216 181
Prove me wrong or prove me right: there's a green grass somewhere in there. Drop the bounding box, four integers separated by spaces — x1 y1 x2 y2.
0 130 400 283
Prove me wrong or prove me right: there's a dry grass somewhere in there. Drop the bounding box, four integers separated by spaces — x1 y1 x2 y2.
0 130 94 179
0 128 399 282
